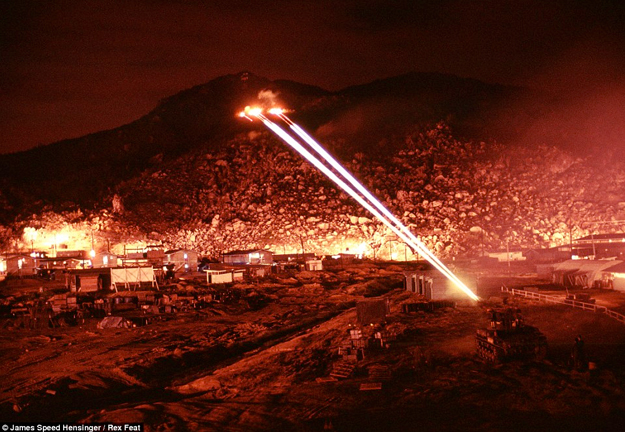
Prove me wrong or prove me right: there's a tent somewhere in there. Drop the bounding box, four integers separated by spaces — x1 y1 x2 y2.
552 259 621 288
569 260 621 288
551 260 585 287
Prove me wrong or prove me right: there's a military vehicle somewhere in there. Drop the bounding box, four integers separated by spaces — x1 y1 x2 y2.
476 307 547 362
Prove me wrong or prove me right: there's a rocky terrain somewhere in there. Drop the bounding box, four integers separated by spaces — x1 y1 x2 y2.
115 117 625 258
4 118 625 261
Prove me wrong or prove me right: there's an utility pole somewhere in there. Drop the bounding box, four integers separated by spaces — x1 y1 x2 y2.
507 240 510 273
592 233 596 259
481 229 485 257
569 226 573 258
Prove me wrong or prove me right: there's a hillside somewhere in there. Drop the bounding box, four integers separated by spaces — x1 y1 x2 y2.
1 71 623 257
108 123 625 259
0 72 545 221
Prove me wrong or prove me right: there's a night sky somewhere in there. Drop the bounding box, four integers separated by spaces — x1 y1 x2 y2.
1 0 624 154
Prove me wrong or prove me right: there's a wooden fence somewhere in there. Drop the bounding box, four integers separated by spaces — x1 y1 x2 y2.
501 286 625 325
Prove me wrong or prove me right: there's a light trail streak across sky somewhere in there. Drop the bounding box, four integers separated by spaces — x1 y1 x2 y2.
277 113 472 295
239 107 479 301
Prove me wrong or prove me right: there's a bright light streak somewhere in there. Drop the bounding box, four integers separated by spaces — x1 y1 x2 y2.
238 108 478 301
259 117 478 301
282 116 474 298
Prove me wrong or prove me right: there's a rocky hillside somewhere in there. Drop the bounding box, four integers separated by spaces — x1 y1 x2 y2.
2 71 623 258
109 122 625 259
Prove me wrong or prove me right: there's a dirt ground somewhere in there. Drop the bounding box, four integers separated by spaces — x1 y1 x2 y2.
1 263 625 431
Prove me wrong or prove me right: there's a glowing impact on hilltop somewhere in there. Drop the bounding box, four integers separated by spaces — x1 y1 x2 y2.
238 106 479 301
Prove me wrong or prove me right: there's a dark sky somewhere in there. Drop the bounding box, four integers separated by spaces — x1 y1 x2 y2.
1 0 624 154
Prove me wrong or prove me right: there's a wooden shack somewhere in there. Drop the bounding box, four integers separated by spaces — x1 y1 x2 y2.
165 249 198 272
91 252 119 268
305 259 323 271
65 268 112 292
5 254 38 275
